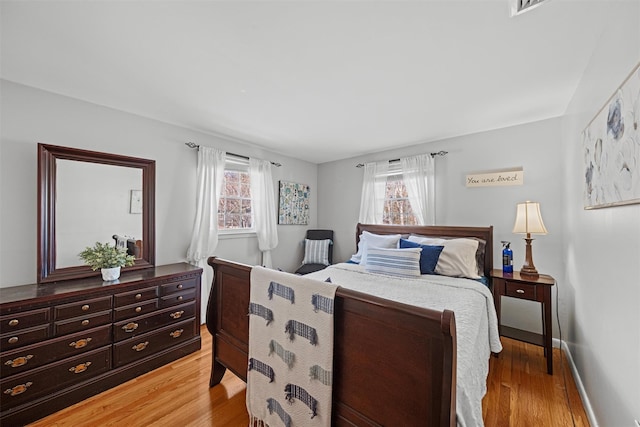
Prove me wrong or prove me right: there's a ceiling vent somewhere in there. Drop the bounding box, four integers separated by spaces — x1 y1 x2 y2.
509 0 550 16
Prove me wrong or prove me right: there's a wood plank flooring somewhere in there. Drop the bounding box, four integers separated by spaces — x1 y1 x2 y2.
29 326 589 427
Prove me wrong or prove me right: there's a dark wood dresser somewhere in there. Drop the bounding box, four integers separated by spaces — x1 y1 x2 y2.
0 263 202 426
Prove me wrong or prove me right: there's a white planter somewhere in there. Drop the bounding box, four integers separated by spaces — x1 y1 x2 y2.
101 266 121 281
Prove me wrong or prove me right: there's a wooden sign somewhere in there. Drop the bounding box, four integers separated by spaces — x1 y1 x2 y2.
466 169 523 187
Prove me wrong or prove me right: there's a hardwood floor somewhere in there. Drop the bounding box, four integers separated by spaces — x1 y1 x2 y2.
29 326 589 427
482 338 590 427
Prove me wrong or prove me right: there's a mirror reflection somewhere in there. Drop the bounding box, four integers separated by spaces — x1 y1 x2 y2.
56 160 143 268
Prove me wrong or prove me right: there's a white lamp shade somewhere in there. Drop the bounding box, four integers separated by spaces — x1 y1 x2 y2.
513 201 548 235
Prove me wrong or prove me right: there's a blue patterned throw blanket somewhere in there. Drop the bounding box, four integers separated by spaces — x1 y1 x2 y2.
247 266 338 427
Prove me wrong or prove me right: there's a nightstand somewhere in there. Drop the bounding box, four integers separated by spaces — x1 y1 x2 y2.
491 269 556 374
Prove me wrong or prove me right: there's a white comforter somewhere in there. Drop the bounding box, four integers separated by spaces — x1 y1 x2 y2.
306 263 502 427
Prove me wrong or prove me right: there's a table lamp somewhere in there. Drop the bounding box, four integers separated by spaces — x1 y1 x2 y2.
512 201 547 276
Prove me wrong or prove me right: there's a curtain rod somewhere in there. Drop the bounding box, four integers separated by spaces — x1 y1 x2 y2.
185 142 282 167
355 151 448 168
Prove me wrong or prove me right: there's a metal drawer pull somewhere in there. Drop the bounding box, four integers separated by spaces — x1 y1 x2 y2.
177 284 183 290
69 338 92 349
82 304 90 311
69 362 91 374
133 341 149 352
4 382 32 396
135 293 142 300
135 307 142 313
170 329 184 338
516 289 525 294
8 319 19 327
177 296 183 301
5 355 33 368
170 310 184 319
8 337 18 344
122 322 139 333
81 319 90 326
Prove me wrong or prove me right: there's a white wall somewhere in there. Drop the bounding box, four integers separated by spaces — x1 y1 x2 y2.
318 117 565 335
0 80 318 294
561 2 640 426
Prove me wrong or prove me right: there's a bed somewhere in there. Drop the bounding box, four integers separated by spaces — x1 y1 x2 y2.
206 223 501 426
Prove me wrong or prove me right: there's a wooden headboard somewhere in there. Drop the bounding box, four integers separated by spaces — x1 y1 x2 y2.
355 223 494 278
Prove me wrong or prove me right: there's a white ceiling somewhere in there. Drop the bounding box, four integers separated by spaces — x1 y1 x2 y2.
1 1 610 163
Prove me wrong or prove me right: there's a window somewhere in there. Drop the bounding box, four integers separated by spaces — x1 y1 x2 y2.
358 154 433 226
382 173 418 225
218 161 253 231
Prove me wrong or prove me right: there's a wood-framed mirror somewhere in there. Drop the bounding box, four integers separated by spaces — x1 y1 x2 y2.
38 143 155 283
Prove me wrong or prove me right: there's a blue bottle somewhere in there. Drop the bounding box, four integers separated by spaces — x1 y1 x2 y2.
501 241 513 273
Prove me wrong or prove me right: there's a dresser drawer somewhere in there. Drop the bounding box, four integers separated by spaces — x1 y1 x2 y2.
54 296 113 321
54 310 112 336
159 277 197 296
0 324 50 352
113 302 196 342
0 325 112 377
114 286 158 308
113 318 196 368
505 281 537 300
1 346 111 411
159 288 196 308
114 299 159 322
0 308 50 334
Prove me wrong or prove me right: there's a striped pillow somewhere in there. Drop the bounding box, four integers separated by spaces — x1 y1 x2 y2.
302 239 331 265
365 247 422 278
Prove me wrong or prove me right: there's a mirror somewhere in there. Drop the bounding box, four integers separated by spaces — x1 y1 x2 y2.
38 143 155 283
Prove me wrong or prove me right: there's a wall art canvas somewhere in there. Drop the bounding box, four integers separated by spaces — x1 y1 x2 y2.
583 62 640 209
278 181 310 225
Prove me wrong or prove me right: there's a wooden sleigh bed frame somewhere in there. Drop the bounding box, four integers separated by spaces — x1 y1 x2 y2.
206 223 493 427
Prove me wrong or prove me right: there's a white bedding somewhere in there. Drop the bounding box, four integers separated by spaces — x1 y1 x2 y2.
306 262 502 427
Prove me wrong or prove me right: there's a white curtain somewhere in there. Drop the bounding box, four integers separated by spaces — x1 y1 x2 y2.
358 161 389 224
401 153 435 225
186 146 226 319
250 158 279 268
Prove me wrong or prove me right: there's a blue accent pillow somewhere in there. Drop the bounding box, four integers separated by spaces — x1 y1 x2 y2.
399 239 444 275
365 247 422 278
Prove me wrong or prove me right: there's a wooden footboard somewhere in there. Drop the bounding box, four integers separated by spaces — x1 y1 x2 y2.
206 256 457 427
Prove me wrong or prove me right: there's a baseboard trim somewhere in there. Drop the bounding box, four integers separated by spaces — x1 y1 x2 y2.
553 337 598 427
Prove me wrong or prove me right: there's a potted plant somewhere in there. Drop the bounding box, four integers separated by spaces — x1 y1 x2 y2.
78 242 135 281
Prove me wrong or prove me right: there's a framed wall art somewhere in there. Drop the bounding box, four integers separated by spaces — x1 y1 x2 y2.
278 181 310 225
583 62 640 209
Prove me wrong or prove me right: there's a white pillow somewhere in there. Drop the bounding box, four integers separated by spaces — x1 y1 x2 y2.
408 236 480 279
302 239 331 265
350 231 402 265
365 247 422 278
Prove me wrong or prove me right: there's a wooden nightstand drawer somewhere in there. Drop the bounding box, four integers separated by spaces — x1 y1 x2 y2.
505 281 536 300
